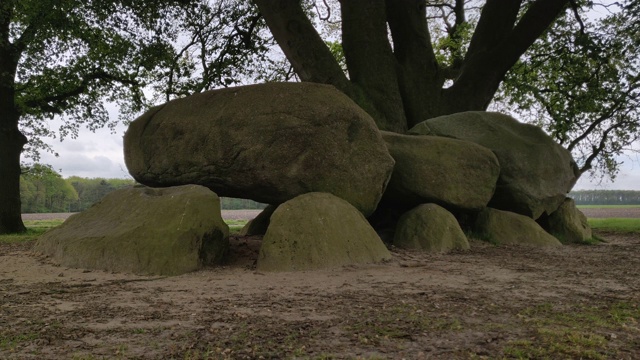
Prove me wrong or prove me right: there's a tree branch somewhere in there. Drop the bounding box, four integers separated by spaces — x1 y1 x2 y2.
568 0 586 34
253 0 349 89
464 0 522 61
444 0 570 114
386 0 443 124
21 71 139 115
340 0 406 131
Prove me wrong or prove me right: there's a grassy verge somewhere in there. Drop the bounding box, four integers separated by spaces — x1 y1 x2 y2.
0 220 64 244
588 218 640 234
577 205 640 209
225 219 248 235
1 218 249 244
503 301 640 359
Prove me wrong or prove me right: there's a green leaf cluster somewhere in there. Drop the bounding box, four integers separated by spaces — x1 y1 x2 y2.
496 0 640 179
20 163 78 213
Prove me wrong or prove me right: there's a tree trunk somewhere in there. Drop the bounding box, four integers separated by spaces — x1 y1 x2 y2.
256 0 570 131
0 115 27 234
0 14 27 234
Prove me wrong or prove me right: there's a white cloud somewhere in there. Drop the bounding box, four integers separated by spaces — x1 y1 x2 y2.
574 153 640 190
28 119 132 179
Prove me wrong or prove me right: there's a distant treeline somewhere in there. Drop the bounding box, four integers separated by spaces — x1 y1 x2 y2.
569 190 640 205
20 164 265 213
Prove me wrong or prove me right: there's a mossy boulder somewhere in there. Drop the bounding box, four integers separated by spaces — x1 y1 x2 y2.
239 205 277 236
538 198 592 244
34 185 229 276
124 82 395 216
257 193 392 271
381 131 499 211
411 111 579 219
474 208 562 247
394 204 470 252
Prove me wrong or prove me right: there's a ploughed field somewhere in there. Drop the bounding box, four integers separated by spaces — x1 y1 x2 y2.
2 208 638 359
578 206 640 219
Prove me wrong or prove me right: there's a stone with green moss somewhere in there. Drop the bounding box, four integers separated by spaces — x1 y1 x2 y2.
539 198 592 244
474 207 561 246
411 111 579 219
124 82 395 216
381 131 499 211
34 185 229 276
257 192 391 271
394 204 470 252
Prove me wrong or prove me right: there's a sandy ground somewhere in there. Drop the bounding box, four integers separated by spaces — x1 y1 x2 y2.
1 228 639 359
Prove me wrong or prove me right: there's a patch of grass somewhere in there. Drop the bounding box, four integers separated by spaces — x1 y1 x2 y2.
588 218 640 234
0 332 40 351
345 303 463 348
23 219 65 229
0 219 63 244
503 301 639 359
0 228 48 244
224 219 248 235
577 205 640 209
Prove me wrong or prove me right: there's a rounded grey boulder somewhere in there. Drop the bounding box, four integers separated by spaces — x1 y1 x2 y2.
474 208 562 247
381 131 499 211
33 185 229 276
394 204 470 252
257 192 392 271
411 111 579 219
124 82 395 217
539 198 592 244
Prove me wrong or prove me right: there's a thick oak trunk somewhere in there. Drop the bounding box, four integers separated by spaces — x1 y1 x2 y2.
1 10 27 234
0 120 27 234
256 0 570 131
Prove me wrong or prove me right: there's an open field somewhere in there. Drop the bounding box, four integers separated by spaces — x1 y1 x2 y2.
577 207 640 219
2 213 639 359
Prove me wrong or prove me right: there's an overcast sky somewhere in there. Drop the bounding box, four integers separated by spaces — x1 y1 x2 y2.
28 116 640 191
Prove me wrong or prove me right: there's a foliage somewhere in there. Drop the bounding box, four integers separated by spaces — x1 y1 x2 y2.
20 164 78 213
66 176 135 212
495 0 640 179
145 0 282 104
570 190 640 205
220 197 266 210
20 165 266 213
9 0 197 160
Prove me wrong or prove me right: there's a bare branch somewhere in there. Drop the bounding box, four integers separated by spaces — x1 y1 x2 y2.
568 0 586 34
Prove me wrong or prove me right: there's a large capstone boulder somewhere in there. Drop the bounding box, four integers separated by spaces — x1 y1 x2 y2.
394 204 470 252
34 185 229 276
381 131 499 211
538 198 592 244
474 208 562 247
124 82 395 217
257 192 392 271
410 111 579 219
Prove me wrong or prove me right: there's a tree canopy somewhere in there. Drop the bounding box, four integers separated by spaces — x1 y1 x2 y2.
1 0 199 233
1 0 274 233
496 1 639 180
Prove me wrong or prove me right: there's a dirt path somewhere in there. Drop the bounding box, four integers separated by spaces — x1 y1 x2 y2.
1 231 639 359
